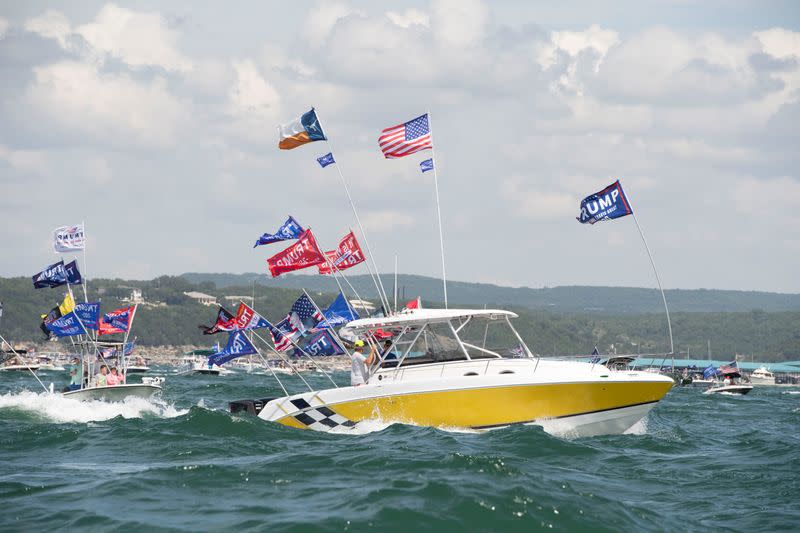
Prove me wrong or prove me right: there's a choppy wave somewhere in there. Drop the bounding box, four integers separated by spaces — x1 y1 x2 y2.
2 371 799 531
0 389 188 423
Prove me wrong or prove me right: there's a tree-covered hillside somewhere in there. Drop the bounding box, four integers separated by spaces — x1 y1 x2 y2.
182 272 800 313
1 276 798 360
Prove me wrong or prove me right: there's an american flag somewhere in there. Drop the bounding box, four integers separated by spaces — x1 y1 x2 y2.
290 293 324 324
719 361 739 374
378 114 432 159
269 325 293 352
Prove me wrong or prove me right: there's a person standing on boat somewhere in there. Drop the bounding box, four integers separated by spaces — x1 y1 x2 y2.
350 340 376 386
96 365 109 386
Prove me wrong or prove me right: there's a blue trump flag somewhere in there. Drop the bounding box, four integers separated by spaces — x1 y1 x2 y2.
253 216 305 247
74 302 101 330
320 293 359 328
317 152 335 168
703 365 721 379
208 330 258 366
297 330 345 357
64 260 82 284
420 158 434 173
32 261 67 289
577 180 633 225
590 346 601 364
46 312 87 337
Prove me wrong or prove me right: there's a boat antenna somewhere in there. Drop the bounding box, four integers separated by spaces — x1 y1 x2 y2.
426 109 448 308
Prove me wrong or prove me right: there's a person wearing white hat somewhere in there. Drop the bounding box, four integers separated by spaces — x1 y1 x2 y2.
350 339 376 386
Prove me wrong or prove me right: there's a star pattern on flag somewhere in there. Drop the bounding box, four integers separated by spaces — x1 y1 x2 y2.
405 115 429 140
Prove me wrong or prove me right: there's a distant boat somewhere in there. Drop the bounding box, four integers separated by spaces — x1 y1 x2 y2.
704 368 753 395
749 366 776 386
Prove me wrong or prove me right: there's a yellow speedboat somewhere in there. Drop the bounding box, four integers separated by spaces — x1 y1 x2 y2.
241 309 673 437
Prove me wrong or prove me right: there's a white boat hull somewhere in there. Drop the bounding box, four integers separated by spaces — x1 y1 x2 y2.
62 383 162 401
703 384 753 395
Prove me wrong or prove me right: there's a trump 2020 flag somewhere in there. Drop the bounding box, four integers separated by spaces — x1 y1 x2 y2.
234 302 271 330
208 330 258 366
46 312 86 337
32 261 68 289
74 302 101 330
254 216 305 248
577 180 632 225
317 153 335 168
420 158 434 173
379 114 432 159
297 330 345 357
100 306 135 334
53 224 85 252
64 260 82 284
278 108 326 150
318 231 366 275
267 229 326 277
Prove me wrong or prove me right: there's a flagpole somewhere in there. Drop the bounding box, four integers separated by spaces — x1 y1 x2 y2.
81 220 88 303
629 210 674 355
311 107 391 313
393 254 398 314
426 110 448 308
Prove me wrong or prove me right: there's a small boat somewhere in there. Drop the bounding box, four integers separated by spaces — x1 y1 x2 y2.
179 354 231 375
234 309 674 437
749 366 776 386
126 356 151 373
63 382 162 401
704 368 753 395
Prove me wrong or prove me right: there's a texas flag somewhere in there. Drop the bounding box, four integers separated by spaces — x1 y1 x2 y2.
278 108 327 150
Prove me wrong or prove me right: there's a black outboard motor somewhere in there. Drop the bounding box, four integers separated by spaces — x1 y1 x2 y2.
229 398 275 416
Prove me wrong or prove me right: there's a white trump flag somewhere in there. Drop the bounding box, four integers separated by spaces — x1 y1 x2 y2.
53 224 85 253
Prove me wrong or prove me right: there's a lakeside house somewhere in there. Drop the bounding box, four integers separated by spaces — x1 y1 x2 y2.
183 291 218 306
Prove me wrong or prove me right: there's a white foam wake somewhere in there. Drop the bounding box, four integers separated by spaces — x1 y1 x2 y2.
0 390 188 423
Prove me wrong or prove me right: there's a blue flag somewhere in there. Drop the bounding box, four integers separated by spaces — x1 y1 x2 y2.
577 180 633 225
703 365 720 379
420 158 434 173
253 216 305 247
46 312 87 337
317 152 335 168
64 260 82 284
208 330 258 366
74 302 101 330
32 261 67 289
590 346 601 364
297 330 345 357
320 292 359 328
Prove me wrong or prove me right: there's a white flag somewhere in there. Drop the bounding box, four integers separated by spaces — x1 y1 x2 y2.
53 224 85 253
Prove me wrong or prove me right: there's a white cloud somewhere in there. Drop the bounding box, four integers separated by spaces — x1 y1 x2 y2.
305 2 357 47
755 28 800 60
386 9 429 29
361 210 415 232
431 0 488 48
733 175 800 215
24 10 71 48
26 61 185 147
501 176 575 219
25 4 192 72
0 17 9 40
227 60 281 121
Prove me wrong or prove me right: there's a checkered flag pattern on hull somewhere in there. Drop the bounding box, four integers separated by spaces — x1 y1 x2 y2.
289 398 356 431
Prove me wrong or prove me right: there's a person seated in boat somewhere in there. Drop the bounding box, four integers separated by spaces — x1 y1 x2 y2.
382 340 398 360
350 340 376 386
96 365 109 386
106 366 122 386
723 375 732 386
62 367 81 392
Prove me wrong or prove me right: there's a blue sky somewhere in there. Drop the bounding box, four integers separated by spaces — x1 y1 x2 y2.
0 1 798 292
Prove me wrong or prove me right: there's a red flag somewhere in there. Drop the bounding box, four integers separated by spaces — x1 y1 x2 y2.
199 306 237 335
98 306 135 336
403 297 421 310
318 231 366 275
267 229 326 277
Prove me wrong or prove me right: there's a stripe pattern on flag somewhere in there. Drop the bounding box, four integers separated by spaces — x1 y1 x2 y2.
378 114 432 159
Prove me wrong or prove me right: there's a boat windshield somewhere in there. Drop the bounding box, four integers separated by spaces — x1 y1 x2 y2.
374 313 532 369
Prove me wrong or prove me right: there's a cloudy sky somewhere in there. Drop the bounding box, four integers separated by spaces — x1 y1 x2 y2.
1 1 798 292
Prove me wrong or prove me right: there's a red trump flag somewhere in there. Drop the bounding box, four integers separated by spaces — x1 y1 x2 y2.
318 231 366 275
267 229 326 277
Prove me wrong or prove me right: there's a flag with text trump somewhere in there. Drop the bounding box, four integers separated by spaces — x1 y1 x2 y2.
208 330 258 366
378 113 432 159
577 180 633 225
266 229 326 277
318 231 366 275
